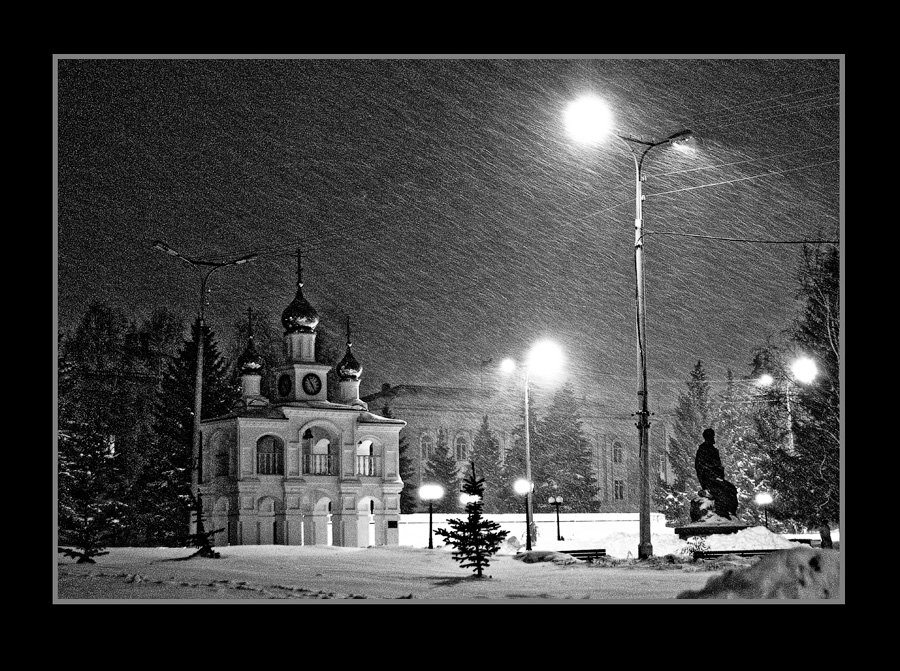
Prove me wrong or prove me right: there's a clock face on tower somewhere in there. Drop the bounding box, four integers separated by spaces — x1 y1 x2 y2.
277 374 292 397
302 373 322 395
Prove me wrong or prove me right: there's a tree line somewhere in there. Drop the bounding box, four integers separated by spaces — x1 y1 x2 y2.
399 381 600 516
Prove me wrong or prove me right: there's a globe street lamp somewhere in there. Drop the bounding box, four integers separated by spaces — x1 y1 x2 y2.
152 240 257 545
757 355 819 453
548 495 564 541
565 95 692 560
513 479 534 550
501 340 564 548
755 492 773 529
419 484 444 549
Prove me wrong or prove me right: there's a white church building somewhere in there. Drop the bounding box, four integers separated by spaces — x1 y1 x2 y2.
199 257 406 547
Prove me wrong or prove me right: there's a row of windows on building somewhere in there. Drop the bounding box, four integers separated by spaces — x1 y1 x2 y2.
207 433 380 479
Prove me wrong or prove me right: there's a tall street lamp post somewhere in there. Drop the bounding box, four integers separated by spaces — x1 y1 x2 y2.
565 96 692 560
755 492 773 528
418 484 444 549
514 479 533 550
501 341 564 549
548 495 563 541
152 241 257 543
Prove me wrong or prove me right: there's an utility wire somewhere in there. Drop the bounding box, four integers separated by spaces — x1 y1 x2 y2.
646 231 839 245
648 143 839 179
646 160 839 198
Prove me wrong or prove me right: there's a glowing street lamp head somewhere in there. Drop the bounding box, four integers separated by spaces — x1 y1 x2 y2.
500 358 516 374
790 356 818 384
513 479 532 496
564 95 614 144
527 340 564 378
757 373 775 387
419 484 444 502
755 492 773 506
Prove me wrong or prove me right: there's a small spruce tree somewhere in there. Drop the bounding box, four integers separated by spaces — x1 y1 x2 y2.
434 462 509 578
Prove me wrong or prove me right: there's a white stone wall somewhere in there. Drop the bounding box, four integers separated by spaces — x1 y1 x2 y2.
397 512 672 548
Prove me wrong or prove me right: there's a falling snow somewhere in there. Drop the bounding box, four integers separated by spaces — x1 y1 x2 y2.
55 56 841 425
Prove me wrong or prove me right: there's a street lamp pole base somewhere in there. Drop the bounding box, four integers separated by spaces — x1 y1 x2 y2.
638 541 653 560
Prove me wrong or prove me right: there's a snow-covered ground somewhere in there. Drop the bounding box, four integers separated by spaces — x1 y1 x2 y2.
56 526 826 601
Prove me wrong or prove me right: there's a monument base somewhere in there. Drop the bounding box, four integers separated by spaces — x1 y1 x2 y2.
674 523 750 540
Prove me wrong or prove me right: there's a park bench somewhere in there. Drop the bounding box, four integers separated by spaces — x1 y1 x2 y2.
692 548 783 560
560 549 607 562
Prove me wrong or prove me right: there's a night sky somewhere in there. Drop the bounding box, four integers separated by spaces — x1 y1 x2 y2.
54 56 842 416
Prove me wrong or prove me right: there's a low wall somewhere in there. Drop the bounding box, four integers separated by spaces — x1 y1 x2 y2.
398 512 672 548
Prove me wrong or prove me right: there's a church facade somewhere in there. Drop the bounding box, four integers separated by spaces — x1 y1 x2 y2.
198 259 405 547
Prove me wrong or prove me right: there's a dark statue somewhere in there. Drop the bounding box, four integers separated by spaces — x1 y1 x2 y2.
690 428 739 521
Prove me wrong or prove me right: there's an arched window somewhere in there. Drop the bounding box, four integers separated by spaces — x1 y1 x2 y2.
257 435 284 475
356 439 379 476
613 441 624 464
420 433 434 460
454 435 468 461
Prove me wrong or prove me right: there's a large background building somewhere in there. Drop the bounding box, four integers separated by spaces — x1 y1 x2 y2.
363 382 672 514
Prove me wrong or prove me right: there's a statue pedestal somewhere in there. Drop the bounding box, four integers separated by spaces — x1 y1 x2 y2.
675 523 750 540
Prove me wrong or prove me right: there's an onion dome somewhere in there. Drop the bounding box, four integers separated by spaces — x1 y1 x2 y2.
281 286 319 333
336 316 362 381
281 250 319 333
237 308 264 374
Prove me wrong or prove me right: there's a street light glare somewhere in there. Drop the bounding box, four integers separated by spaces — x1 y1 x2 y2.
527 340 564 378
564 96 614 144
419 484 444 501
513 479 532 495
755 492 773 505
500 358 516 374
791 356 818 384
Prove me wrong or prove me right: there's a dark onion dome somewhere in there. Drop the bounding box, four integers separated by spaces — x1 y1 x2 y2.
281 285 319 333
336 344 362 381
237 336 264 374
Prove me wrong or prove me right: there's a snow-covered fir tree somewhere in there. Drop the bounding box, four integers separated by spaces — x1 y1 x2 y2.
469 415 503 513
434 462 509 578
534 382 598 513
654 360 711 525
421 429 461 514
135 320 238 546
58 352 124 563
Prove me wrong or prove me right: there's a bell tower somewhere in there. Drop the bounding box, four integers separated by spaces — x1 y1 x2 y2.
271 249 332 403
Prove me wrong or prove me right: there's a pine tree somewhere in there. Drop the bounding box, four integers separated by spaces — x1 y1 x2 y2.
760 245 840 546
712 369 769 526
434 462 509 578
421 429 461 514
136 320 238 546
58 352 124 563
655 360 711 525
469 415 503 513
534 383 598 513
495 399 535 514
382 405 418 513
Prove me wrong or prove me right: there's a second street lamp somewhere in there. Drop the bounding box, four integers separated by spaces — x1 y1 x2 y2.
565 96 692 560
755 492 773 529
501 340 564 549
548 495 563 541
513 479 533 550
418 484 444 549
152 241 257 550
